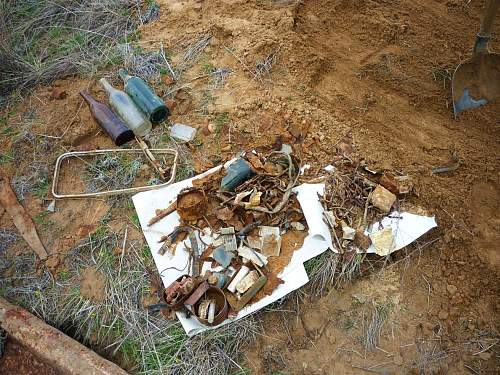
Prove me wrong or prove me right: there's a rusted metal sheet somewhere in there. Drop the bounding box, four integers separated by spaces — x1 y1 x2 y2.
0 179 48 260
194 287 228 326
236 275 267 311
0 297 127 375
184 280 210 308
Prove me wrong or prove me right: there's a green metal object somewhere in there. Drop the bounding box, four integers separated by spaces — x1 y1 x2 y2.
220 158 255 192
119 69 169 123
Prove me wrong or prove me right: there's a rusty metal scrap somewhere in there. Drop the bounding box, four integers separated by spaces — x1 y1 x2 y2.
148 200 177 226
176 187 208 221
147 150 307 326
194 287 228 326
0 178 48 260
164 275 194 307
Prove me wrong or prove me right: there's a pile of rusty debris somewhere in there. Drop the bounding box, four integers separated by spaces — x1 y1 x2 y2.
145 146 424 328
319 159 414 255
148 150 305 325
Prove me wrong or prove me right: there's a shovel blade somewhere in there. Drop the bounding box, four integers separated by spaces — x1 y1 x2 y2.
452 53 500 118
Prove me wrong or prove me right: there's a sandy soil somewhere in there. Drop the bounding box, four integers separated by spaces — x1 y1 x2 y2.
1 0 499 374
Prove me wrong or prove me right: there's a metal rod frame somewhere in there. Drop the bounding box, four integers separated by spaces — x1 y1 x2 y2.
52 148 178 199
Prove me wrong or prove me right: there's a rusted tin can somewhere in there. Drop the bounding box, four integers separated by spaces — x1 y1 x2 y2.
194 287 229 326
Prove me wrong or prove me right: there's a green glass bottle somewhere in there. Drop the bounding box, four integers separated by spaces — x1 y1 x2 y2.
118 69 169 123
99 78 152 137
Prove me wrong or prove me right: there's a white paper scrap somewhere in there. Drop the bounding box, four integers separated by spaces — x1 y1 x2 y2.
293 183 333 251
365 212 437 254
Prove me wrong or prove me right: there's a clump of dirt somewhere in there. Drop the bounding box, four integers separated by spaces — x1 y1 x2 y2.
80 267 106 302
266 229 307 276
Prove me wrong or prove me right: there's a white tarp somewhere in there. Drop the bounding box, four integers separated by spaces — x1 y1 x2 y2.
132 166 436 336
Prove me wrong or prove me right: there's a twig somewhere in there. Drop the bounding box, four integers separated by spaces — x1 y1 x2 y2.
118 227 128 277
363 191 373 228
148 201 177 226
464 364 480 375
440 207 474 236
421 274 432 309
224 46 262 82
472 339 499 355
159 43 176 79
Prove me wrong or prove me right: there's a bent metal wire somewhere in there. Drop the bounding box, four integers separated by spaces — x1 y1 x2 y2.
52 148 178 198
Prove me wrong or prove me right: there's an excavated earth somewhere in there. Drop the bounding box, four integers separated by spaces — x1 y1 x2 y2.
1 0 499 374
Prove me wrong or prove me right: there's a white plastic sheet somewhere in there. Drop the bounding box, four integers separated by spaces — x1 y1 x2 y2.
132 167 437 336
132 169 330 335
365 212 437 255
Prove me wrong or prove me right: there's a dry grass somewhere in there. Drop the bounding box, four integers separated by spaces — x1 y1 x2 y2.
119 43 175 83
0 229 17 258
0 0 155 101
0 226 260 374
84 154 142 193
362 303 390 351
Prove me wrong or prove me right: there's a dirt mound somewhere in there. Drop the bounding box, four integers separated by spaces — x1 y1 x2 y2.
140 0 499 373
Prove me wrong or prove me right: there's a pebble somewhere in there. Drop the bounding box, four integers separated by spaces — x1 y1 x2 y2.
165 99 176 112
201 125 210 136
379 173 399 195
446 284 458 295
438 309 449 320
161 75 175 85
51 87 67 100
47 200 56 213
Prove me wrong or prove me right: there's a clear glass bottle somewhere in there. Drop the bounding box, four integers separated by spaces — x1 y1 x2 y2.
119 69 169 123
99 78 152 137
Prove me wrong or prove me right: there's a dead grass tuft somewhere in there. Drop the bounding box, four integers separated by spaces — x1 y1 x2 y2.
0 0 143 100
362 303 390 351
0 226 260 374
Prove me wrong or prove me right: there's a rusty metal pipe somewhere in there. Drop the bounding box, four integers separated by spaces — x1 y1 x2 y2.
0 297 127 375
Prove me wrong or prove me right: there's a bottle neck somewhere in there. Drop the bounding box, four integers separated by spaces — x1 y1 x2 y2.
80 90 96 105
99 78 116 95
118 69 132 83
